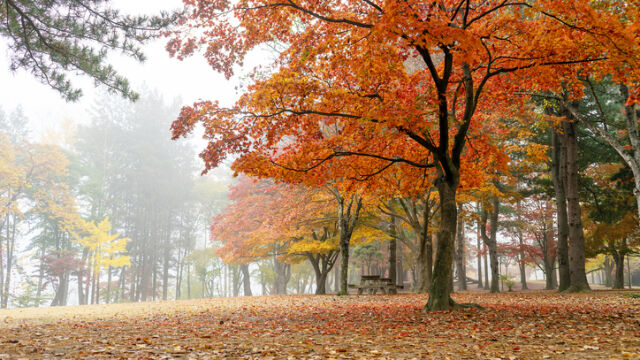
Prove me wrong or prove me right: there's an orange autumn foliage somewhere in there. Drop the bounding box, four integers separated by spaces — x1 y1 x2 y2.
169 0 640 310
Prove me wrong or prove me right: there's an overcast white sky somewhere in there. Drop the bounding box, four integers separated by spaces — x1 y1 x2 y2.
0 0 253 140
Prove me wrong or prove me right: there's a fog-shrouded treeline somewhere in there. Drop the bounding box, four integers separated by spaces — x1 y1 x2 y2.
3 81 640 309
0 91 246 308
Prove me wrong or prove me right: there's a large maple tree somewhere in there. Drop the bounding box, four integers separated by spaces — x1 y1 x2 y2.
169 0 636 310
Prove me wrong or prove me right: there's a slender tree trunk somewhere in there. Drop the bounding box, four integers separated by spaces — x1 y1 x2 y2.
483 248 489 290
187 264 191 299
476 218 483 288
335 193 360 295
36 242 46 307
333 257 340 293
175 254 183 300
241 264 252 296
139 254 150 301
107 263 113 304
232 265 241 297
552 129 571 291
416 199 431 293
116 266 125 303
627 253 633 289
551 258 558 289
0 229 4 306
339 235 349 295
396 246 404 288
388 213 398 293
481 197 500 293
152 255 158 301
612 251 625 289
1 214 16 308
562 114 590 292
544 257 556 290
89 257 95 304
489 196 500 293
95 267 100 304
516 200 528 290
456 210 467 291
163 245 170 301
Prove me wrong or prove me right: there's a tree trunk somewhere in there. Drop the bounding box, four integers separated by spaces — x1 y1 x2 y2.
425 179 458 311
483 248 489 290
480 197 500 293
36 246 45 307
627 253 633 289
396 246 404 288
106 264 112 304
162 245 170 301
543 256 556 290
456 210 467 291
1 214 17 308
603 257 613 287
552 128 571 291
273 254 290 295
562 114 590 292
388 214 398 294
316 272 327 294
476 219 483 288
416 199 432 293
139 254 150 301
116 266 125 303
612 251 625 289
175 254 183 300
241 264 252 296
313 262 328 295
516 200 528 290
333 257 340 293
339 233 349 295
335 193 360 295
152 255 158 301
95 266 100 304
187 264 191 299
232 265 241 297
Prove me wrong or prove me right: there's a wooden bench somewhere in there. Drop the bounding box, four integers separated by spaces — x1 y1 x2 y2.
350 275 402 295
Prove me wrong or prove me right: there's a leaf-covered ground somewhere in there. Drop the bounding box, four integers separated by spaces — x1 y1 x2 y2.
0 291 639 359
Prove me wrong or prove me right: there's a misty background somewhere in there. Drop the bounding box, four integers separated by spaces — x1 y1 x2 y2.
0 0 287 307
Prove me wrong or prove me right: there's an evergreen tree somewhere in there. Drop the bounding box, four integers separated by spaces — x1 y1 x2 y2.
0 0 177 101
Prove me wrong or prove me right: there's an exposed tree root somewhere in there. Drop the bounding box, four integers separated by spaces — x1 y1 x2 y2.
423 297 485 312
455 302 485 310
562 285 592 293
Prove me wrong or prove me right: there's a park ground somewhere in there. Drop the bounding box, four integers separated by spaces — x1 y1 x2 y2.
0 291 639 359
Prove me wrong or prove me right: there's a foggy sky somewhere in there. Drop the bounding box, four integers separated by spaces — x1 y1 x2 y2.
0 0 251 145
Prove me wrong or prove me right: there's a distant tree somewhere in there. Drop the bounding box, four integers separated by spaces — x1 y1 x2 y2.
584 164 640 289
72 217 130 304
73 90 200 303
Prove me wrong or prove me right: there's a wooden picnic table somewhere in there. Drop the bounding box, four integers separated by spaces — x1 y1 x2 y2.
348 275 402 295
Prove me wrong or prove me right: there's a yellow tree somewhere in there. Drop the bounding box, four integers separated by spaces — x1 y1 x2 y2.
72 217 130 304
0 135 80 307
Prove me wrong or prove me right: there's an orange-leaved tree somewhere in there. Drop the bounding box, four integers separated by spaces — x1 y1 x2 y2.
169 0 635 310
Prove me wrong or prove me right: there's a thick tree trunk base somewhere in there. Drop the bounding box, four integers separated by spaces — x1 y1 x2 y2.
562 284 591 293
423 297 484 312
